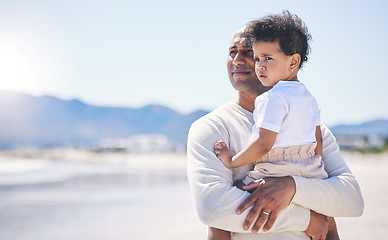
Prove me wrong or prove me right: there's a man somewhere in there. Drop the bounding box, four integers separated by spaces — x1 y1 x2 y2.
187 26 364 240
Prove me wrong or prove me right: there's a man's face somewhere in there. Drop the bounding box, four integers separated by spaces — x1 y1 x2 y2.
227 28 264 94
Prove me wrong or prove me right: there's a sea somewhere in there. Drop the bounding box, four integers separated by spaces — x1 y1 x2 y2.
0 151 207 240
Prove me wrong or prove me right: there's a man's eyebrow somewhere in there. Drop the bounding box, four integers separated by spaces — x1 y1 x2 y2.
229 45 252 50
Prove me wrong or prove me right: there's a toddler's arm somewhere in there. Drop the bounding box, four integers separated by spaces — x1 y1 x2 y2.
315 125 323 156
215 128 277 168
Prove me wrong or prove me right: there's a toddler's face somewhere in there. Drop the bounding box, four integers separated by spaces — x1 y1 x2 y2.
252 41 294 87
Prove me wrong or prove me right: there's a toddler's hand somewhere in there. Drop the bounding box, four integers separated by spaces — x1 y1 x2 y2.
214 141 234 168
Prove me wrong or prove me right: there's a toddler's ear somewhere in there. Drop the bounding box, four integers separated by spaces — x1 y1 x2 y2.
290 53 301 71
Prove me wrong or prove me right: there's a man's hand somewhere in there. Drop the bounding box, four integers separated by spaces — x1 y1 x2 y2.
304 210 329 240
236 176 296 233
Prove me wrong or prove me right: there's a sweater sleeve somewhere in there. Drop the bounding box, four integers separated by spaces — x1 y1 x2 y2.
291 124 364 217
187 118 310 233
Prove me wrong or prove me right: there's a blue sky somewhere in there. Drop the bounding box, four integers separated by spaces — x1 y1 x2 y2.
0 0 387 126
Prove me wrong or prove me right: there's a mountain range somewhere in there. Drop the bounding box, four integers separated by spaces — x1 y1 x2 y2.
330 119 388 137
0 90 208 149
0 90 387 149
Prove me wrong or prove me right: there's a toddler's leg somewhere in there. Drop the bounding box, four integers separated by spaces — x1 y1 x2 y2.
214 141 235 166
233 180 246 190
208 227 231 240
326 217 340 240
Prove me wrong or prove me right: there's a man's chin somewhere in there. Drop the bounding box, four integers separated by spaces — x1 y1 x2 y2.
231 79 267 93
231 81 254 91
231 75 250 83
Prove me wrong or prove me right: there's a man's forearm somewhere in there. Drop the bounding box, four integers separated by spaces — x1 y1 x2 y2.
188 172 311 233
292 174 363 217
291 125 364 217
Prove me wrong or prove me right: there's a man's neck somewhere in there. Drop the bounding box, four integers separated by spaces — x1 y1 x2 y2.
237 92 257 112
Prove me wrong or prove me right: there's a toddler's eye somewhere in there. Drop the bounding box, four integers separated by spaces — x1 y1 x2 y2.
265 57 273 60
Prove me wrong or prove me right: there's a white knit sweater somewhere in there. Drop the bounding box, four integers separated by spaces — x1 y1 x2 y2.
187 100 364 240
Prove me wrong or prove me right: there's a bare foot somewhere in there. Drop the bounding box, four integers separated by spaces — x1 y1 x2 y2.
214 141 235 168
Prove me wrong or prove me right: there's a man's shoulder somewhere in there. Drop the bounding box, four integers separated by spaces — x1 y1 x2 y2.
320 123 334 138
190 100 247 130
195 101 238 121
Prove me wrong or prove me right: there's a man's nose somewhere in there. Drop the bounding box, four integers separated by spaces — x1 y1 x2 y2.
232 51 246 65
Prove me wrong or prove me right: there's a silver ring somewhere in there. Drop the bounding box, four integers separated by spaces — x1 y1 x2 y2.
262 211 270 216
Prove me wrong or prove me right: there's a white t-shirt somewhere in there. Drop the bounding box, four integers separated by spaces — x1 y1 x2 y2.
253 81 320 148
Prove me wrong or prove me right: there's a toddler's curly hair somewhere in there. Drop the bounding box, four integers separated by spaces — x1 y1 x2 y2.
245 10 311 69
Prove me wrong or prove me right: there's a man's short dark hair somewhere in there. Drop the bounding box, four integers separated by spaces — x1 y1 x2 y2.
246 10 311 68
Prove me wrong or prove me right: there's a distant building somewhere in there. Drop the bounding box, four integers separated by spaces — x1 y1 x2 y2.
366 134 385 149
336 136 366 150
336 134 385 150
97 138 129 150
97 134 184 153
127 134 171 153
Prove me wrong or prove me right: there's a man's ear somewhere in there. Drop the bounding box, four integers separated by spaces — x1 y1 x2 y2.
290 53 301 71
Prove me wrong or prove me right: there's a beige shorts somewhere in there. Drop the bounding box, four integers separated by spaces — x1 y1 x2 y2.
242 142 328 185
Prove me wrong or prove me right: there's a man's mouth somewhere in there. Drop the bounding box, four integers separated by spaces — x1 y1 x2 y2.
233 69 250 76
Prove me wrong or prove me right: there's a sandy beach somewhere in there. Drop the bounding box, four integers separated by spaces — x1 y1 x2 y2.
0 149 386 240
334 151 388 239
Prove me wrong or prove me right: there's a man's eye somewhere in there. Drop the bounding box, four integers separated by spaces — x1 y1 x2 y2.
242 50 254 58
246 49 254 56
229 50 237 58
